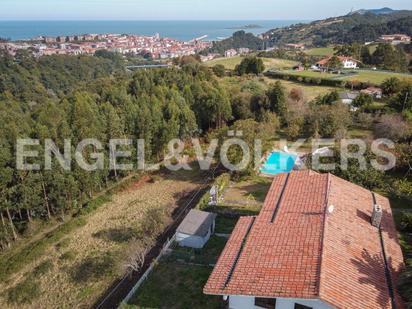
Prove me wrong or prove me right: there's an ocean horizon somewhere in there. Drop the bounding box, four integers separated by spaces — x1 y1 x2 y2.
0 20 307 41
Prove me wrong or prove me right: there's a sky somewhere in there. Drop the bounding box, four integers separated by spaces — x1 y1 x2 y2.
1 0 412 20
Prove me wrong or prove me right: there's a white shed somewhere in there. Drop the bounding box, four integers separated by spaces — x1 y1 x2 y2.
176 209 217 249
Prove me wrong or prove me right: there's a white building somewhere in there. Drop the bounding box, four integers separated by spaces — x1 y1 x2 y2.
176 209 216 249
225 49 237 58
315 56 359 70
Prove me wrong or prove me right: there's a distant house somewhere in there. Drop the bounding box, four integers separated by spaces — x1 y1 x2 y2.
224 49 237 58
43 37 57 44
361 86 383 99
293 63 305 71
315 56 359 71
284 43 305 50
380 34 411 45
204 171 404 309
238 48 250 55
57 36 67 43
176 209 216 249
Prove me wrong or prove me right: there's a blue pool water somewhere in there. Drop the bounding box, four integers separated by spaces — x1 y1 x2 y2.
260 151 297 175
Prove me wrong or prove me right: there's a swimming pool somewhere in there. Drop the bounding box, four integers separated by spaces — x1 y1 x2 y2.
260 151 297 175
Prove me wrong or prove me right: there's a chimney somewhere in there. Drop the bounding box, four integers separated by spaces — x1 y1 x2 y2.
371 204 382 228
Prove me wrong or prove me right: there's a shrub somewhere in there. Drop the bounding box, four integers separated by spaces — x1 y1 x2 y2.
7 278 41 305
33 260 53 276
393 180 412 199
69 253 115 283
353 112 374 129
197 173 230 209
212 64 226 77
399 212 412 232
398 266 412 307
59 251 76 262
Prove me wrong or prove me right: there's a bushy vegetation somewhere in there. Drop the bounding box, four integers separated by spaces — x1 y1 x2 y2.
235 56 265 75
0 51 235 249
207 30 263 55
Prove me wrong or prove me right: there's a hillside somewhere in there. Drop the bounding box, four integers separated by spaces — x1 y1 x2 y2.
206 31 264 55
263 9 412 46
353 7 399 15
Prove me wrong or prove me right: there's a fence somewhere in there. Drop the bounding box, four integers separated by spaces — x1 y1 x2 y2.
119 234 176 307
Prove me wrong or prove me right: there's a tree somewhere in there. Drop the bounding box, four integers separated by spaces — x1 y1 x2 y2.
120 238 152 276
327 56 343 71
235 57 265 75
306 103 352 138
266 81 286 117
372 44 408 72
361 46 372 65
352 93 373 109
381 77 402 96
374 114 412 142
390 84 412 112
313 90 339 106
251 94 271 122
212 64 226 77
231 92 254 120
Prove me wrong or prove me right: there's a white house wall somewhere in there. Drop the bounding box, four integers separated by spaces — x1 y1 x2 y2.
176 230 211 249
228 295 335 309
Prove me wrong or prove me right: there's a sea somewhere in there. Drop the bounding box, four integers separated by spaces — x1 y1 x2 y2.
0 20 305 41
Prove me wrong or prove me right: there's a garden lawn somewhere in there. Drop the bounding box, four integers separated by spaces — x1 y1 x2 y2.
126 231 231 308
126 263 222 309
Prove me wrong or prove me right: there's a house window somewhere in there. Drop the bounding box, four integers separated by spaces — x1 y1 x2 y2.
294 303 313 309
255 297 276 309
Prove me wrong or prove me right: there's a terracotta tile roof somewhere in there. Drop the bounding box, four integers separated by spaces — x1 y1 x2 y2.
204 171 405 308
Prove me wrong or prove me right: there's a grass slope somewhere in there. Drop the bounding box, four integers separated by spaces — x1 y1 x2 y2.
0 169 202 309
206 56 298 71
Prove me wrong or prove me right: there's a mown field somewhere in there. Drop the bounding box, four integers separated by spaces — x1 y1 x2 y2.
221 75 338 102
0 168 203 309
304 47 334 57
340 70 412 85
206 56 298 71
273 79 338 101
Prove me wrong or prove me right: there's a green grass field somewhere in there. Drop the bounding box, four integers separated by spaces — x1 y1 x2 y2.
280 69 412 86
304 47 334 57
340 70 412 85
221 75 338 101
127 262 222 309
205 56 298 71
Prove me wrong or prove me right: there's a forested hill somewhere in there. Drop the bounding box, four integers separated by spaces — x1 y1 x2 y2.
206 31 264 55
263 9 412 46
0 50 125 102
0 51 235 249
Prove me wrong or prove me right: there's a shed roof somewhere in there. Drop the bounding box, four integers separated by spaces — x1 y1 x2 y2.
177 209 216 237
